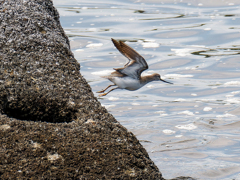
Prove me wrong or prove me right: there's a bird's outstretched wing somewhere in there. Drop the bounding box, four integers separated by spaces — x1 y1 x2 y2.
111 38 148 79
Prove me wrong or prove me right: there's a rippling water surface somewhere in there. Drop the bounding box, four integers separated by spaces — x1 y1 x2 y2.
53 0 240 179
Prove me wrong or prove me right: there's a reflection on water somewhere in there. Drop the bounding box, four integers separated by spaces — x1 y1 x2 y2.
53 0 240 179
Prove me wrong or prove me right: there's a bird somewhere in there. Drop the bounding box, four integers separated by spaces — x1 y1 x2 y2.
97 38 172 97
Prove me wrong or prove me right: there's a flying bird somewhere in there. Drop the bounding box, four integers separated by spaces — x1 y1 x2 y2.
97 38 172 96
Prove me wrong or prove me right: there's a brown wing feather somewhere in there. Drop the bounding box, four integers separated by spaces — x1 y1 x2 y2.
111 38 132 67
111 38 148 79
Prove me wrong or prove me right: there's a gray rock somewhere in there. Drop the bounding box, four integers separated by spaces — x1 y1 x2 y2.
0 0 163 179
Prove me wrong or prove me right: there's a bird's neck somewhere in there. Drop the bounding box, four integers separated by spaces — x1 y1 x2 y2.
140 75 155 85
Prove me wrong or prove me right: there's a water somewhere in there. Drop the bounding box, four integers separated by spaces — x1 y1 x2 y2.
53 0 240 179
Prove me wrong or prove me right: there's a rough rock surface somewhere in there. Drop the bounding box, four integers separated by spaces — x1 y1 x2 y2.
0 0 163 179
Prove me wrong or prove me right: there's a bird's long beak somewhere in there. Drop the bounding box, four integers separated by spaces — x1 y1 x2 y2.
160 78 173 84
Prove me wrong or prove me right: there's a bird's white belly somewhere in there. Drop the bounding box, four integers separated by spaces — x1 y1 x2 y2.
111 77 143 91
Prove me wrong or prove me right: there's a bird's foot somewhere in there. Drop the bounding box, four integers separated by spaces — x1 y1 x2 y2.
97 90 105 93
99 93 107 97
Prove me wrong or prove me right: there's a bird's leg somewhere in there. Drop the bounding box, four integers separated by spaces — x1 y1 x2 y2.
97 84 116 93
99 87 119 97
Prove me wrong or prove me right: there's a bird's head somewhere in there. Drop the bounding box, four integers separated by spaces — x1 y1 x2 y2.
152 73 173 84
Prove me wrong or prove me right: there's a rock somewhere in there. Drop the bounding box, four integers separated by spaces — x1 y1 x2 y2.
0 0 163 179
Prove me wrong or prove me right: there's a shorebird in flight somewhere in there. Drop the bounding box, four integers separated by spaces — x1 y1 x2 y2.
97 38 172 96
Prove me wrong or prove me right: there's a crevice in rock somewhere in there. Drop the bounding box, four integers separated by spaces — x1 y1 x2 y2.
1 97 76 123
